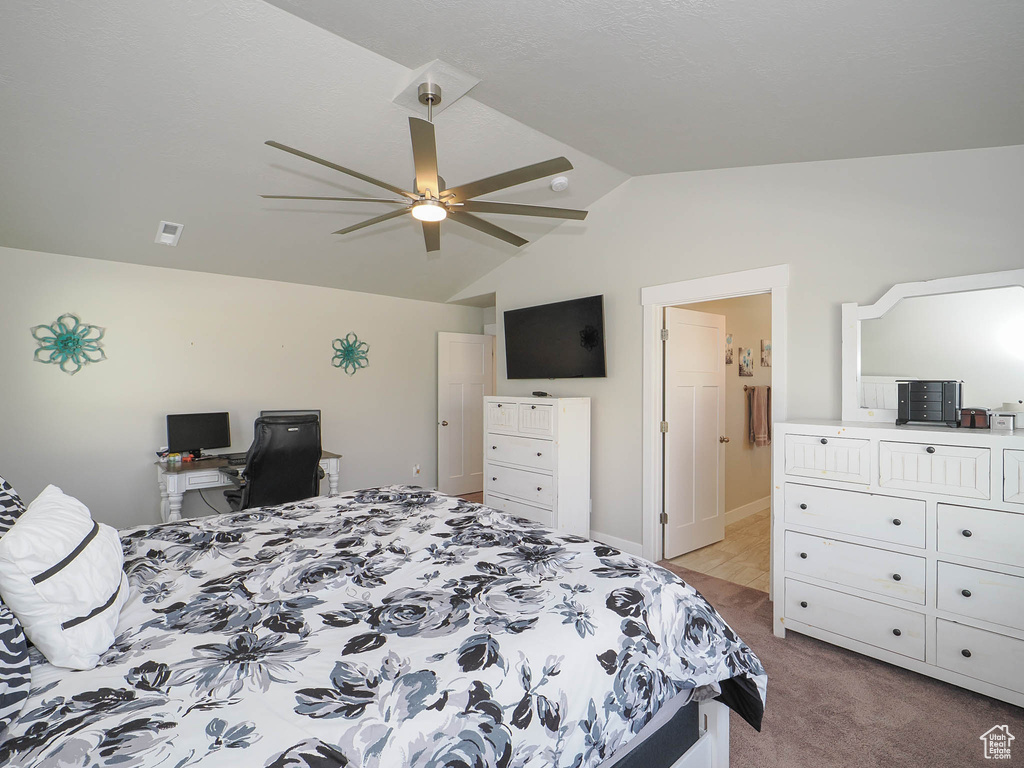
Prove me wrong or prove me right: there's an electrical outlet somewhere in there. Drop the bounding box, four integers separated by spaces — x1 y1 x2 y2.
413 464 421 476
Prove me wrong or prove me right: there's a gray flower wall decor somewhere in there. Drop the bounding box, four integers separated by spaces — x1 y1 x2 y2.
31 313 107 375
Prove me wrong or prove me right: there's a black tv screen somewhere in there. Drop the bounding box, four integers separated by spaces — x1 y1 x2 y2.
166 412 231 454
504 295 606 379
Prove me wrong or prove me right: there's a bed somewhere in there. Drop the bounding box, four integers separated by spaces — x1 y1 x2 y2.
0 486 765 767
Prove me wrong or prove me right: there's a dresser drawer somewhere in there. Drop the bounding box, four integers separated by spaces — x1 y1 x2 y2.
908 381 945 394
785 579 925 660
486 401 519 432
937 503 1024 569
487 433 554 471
785 532 926 604
486 464 553 507
518 403 554 436
1006 450 1024 505
784 434 871 484
879 441 990 499
937 562 1024 632
936 620 1024 693
784 483 925 547
484 493 554 528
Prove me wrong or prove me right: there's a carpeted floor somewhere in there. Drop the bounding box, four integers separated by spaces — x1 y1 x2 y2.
659 562 1024 767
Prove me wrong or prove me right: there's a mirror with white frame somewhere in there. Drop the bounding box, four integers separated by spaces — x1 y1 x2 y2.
841 269 1024 423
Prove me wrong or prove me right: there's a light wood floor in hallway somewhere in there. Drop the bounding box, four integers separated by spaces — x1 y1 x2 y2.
668 507 770 592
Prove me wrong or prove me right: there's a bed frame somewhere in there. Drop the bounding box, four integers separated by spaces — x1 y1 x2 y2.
675 700 730 768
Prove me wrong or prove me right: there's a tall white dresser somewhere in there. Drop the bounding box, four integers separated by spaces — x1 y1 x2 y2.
483 396 591 538
773 420 1024 707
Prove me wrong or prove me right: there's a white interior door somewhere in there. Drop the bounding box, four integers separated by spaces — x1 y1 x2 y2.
663 307 726 559
438 332 494 495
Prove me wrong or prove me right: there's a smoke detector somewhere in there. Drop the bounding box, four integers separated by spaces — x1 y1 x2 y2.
155 221 183 246
550 176 569 192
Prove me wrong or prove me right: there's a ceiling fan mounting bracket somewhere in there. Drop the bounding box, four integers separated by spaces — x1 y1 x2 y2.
417 82 442 107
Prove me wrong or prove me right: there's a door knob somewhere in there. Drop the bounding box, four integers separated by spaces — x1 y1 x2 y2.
719 436 730 443
441 421 449 426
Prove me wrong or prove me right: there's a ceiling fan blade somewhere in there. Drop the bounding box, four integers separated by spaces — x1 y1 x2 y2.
261 195 408 203
409 118 440 198
448 210 528 247
332 208 408 235
266 141 417 200
459 200 588 220
422 221 441 252
444 157 574 203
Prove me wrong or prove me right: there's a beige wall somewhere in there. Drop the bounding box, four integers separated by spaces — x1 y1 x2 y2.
0 246 484 528
683 294 772 515
451 144 1024 546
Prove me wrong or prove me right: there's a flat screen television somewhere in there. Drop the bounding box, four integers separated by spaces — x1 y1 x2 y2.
504 295 606 379
166 412 231 457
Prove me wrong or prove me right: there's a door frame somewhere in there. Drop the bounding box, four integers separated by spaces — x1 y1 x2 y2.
641 265 789 567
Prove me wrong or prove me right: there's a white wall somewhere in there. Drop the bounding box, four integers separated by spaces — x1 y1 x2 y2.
451 145 1024 545
0 246 483 528
683 294 772 514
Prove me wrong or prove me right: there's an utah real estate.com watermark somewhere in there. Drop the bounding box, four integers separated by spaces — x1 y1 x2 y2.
980 725 1014 760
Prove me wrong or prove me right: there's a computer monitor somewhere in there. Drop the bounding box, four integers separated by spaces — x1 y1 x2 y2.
166 412 231 457
260 409 321 422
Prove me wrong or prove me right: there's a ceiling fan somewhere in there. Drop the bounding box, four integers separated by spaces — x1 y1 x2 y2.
262 83 588 252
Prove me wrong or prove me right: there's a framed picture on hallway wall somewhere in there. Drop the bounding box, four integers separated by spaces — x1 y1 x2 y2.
725 333 734 365
761 339 772 367
739 347 753 376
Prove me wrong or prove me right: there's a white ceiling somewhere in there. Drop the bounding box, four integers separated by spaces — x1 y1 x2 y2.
2 1 1022 302
271 0 1024 175
0 1 625 302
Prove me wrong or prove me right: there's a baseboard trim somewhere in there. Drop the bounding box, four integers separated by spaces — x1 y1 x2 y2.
725 496 770 526
589 531 644 558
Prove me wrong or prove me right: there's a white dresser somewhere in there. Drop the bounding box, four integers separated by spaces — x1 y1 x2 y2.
483 396 591 538
773 420 1024 707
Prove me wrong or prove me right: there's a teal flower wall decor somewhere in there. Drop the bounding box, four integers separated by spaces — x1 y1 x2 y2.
332 332 369 376
31 313 107 375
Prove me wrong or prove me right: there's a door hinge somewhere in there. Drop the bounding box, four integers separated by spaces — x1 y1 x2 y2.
660 421 668 433
660 328 669 341
659 512 668 525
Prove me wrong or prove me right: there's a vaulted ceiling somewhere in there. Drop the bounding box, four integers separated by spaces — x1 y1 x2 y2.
2 1 1021 302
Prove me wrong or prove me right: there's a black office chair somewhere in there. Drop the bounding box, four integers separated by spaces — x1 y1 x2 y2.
224 414 324 511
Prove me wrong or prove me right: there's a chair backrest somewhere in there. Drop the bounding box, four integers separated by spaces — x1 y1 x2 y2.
239 414 322 509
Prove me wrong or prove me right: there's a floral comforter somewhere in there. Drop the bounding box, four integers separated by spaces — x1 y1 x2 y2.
0 486 766 768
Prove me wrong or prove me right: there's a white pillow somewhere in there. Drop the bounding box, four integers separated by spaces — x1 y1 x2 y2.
0 485 128 670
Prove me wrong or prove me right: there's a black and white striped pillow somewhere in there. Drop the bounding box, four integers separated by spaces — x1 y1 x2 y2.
0 476 30 736
0 476 25 536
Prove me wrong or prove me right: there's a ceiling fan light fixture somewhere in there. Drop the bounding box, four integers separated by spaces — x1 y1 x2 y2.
411 199 448 222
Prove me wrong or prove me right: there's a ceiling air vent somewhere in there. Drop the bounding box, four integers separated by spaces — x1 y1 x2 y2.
155 221 183 246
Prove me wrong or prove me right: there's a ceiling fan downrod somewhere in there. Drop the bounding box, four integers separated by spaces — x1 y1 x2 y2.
417 82 442 124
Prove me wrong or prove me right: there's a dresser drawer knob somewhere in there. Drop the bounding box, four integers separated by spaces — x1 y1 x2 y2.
799 552 808 559
492 446 497 450
531 405 536 409
537 452 542 457
892 628 902 637
497 403 502 408
926 446 936 454
799 601 808 608
961 649 972 658
491 477 497 481
962 529 973 538
892 518 902 526
961 589 972 598
820 438 828 445
536 487 542 491
799 503 808 510
892 573 902 582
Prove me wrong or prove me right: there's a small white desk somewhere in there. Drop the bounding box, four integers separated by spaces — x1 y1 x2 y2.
156 451 342 523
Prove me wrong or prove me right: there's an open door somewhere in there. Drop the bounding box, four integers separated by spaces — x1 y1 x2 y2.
438 332 494 496
663 307 726 559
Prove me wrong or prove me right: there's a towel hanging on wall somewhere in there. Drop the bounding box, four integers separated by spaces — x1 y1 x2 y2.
746 385 771 447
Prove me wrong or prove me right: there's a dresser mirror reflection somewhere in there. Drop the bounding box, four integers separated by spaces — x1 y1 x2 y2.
841 269 1024 423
